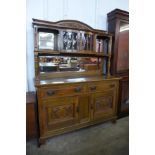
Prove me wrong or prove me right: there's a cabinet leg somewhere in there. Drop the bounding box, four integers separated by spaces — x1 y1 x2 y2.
38 138 46 147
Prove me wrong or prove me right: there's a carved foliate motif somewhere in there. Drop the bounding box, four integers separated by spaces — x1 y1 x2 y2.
58 22 92 31
95 96 113 111
51 104 73 120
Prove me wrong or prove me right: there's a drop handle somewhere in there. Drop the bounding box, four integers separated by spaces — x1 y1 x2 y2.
74 87 81 92
46 90 55 96
90 86 96 91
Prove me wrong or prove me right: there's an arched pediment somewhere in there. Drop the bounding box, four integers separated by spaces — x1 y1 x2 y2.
33 19 94 31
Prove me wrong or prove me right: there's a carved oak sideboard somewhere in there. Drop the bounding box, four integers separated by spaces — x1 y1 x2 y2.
32 19 120 145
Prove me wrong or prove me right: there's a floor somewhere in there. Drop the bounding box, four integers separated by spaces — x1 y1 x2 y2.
26 116 129 155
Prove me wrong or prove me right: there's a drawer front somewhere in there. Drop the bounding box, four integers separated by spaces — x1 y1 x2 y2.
40 84 85 99
87 81 117 93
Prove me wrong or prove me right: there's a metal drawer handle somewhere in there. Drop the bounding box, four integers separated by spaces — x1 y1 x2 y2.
90 86 96 91
74 87 81 93
46 90 55 96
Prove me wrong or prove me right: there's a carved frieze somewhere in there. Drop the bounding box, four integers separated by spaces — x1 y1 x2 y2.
50 104 73 120
95 96 113 111
57 22 92 31
33 18 93 31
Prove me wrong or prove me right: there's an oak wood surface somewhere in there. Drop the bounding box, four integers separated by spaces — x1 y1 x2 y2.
36 78 120 144
33 19 112 77
33 19 121 145
35 75 120 87
33 19 112 36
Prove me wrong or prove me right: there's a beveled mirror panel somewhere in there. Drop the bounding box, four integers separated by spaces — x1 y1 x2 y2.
96 36 109 54
80 32 93 51
39 56 101 73
38 29 59 50
39 32 54 50
63 31 78 51
63 31 72 50
62 31 94 52
72 32 78 50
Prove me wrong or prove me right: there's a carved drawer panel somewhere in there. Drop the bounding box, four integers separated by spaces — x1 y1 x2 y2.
40 96 79 133
87 81 116 93
40 84 85 99
91 90 116 120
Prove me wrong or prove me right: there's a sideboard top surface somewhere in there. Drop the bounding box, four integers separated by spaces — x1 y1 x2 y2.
35 75 121 87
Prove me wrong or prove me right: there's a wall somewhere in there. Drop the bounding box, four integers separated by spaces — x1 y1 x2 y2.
26 0 129 91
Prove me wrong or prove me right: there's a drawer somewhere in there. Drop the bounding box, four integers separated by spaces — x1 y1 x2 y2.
87 81 116 93
40 84 85 99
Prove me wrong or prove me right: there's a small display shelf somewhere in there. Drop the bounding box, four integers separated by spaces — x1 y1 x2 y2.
96 36 109 54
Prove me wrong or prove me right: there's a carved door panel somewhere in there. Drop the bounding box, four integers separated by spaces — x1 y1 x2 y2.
41 96 79 133
91 90 116 120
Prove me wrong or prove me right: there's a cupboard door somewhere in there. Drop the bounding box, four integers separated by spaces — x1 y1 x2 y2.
91 90 116 120
40 96 79 134
116 21 129 73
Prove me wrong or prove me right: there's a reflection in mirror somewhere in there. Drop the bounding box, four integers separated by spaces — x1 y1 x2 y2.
63 31 72 50
39 32 54 50
62 31 93 51
103 57 108 75
96 36 109 54
81 32 86 50
81 32 93 51
63 31 78 50
72 32 78 50
39 56 101 72
120 23 129 32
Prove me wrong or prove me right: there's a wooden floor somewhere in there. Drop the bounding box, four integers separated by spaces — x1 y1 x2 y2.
26 116 129 155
